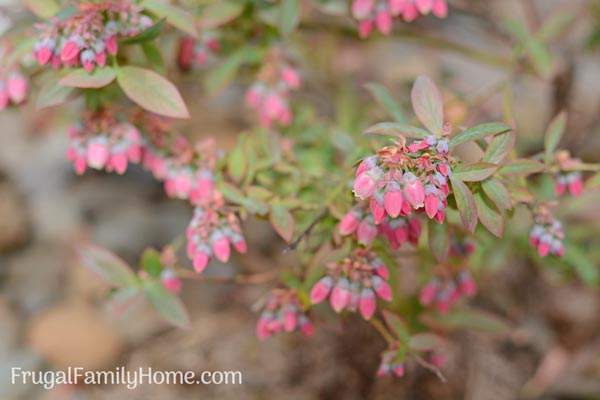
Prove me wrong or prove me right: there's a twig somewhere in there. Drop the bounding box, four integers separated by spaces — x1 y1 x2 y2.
412 353 448 383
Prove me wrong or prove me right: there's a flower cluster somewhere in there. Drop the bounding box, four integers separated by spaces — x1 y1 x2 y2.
351 0 448 38
529 207 565 257
554 171 583 197
353 136 452 225
310 249 392 319
66 112 143 175
245 53 300 128
34 1 153 72
0 71 28 109
256 289 314 340
186 206 247 273
419 269 476 314
141 135 218 205
339 204 421 249
177 33 220 71
377 348 405 377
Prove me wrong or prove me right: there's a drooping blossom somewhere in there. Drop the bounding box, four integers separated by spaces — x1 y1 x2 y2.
351 0 448 38
66 111 143 175
177 33 220 71
529 207 565 257
34 1 153 73
245 50 300 128
353 135 452 224
419 269 476 314
339 204 421 249
554 172 583 197
0 70 28 110
377 348 405 378
161 268 182 294
186 206 247 273
255 289 314 340
310 249 392 319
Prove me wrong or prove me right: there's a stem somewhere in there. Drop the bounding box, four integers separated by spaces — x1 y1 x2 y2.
370 317 396 345
175 267 279 285
411 352 447 383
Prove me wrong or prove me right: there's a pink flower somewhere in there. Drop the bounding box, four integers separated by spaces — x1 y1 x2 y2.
384 182 404 218
339 209 362 235
7 73 28 104
86 138 110 169
330 278 351 312
352 0 375 19
354 171 377 199
372 276 392 301
281 67 301 89
375 9 393 35
310 276 333 304
402 172 425 209
61 40 81 62
211 234 231 262
359 288 376 320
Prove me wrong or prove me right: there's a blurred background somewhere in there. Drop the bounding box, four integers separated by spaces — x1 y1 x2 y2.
2 0 600 399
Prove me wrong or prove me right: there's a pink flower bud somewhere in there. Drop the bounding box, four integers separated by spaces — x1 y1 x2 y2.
0 84 8 110
408 218 422 243
86 139 110 169
555 180 566 196
384 184 404 218
234 238 247 254
375 9 393 35
109 152 128 174
394 224 408 245
374 260 389 280
392 364 405 377
434 209 446 224
212 236 231 262
352 0 375 19
264 92 286 119
245 86 262 108
358 19 374 38
402 2 418 21
310 276 333 304
356 156 376 177
432 0 448 17
283 309 297 332
370 197 386 224
61 40 80 62
458 272 476 297
96 51 107 67
357 219 378 246
7 73 28 104
388 0 405 15
424 193 440 219
74 156 87 175
299 317 314 337
36 47 53 65
178 37 196 71
330 278 351 312
419 280 438 305
538 241 550 257
339 210 361 235
256 315 271 340
403 173 425 208
568 176 583 197
415 0 433 13
193 251 210 273
372 276 392 301
354 172 377 199
359 288 376 320
106 36 118 56
281 67 301 89
161 269 182 294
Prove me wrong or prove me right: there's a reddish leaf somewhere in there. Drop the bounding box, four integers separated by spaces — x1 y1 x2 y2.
60 67 116 89
499 159 546 176
77 244 138 288
452 162 498 182
270 201 295 242
481 178 512 211
143 0 198 38
474 192 504 237
364 122 429 139
410 75 444 136
116 66 189 119
449 123 512 149
483 131 515 164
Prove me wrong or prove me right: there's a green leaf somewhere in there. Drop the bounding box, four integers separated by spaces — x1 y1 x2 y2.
424 309 511 333
449 123 512 149
482 131 515 164
498 159 546 176
474 191 504 237
526 37 553 78
280 0 300 36
564 245 599 286
365 83 407 123
143 0 198 38
219 182 269 215
141 42 165 72
544 111 566 163
481 178 512 211
227 137 248 183
363 122 429 139
116 66 189 118
143 280 190 329
450 177 478 233
77 244 138 288
120 19 166 45
204 46 263 94
59 67 116 89
141 248 163 278
36 80 75 109
382 310 410 342
536 12 576 43
408 333 442 352
453 162 499 182
23 0 59 18
200 1 244 30
410 75 444 136
428 219 449 262
270 201 295 242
